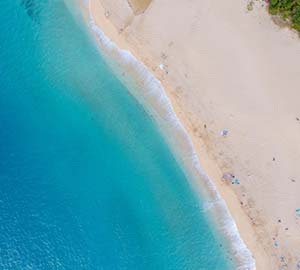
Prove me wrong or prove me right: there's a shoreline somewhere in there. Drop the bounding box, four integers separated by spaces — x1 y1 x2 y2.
80 0 300 269
82 0 257 269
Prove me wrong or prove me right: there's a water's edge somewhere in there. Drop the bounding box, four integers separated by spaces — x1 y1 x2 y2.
80 1 256 269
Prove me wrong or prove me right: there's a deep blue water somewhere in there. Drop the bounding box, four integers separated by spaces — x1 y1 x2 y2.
0 1 233 269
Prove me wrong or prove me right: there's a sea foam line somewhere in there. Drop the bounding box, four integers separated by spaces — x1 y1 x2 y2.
85 1 256 269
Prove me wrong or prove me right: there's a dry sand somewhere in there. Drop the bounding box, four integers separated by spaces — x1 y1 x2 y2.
88 0 300 269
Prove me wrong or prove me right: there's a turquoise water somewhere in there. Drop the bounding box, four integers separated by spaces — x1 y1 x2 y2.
0 1 233 269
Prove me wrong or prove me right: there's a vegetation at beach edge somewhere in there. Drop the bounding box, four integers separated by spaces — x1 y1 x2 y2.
269 0 300 31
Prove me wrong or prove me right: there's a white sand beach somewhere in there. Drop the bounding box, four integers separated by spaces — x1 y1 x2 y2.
87 0 300 269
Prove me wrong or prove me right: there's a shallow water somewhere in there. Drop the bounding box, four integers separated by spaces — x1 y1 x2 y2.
0 1 233 269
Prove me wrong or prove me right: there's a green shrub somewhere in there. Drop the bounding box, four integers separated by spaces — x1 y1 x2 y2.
269 0 300 31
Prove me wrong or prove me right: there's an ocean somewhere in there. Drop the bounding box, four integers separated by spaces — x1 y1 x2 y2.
0 0 246 269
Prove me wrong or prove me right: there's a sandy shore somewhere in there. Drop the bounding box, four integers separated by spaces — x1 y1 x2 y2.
87 0 300 269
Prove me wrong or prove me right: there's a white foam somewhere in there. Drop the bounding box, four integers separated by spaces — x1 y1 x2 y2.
86 1 256 269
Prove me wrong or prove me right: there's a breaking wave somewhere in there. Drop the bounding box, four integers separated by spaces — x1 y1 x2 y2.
85 1 256 269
